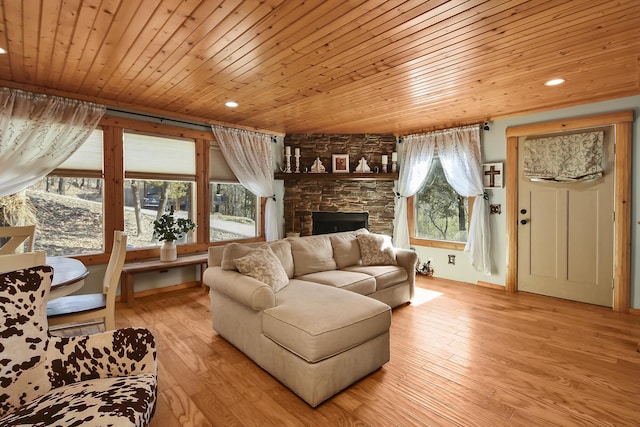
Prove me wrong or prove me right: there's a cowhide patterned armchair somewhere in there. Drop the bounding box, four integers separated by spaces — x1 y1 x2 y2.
0 265 158 426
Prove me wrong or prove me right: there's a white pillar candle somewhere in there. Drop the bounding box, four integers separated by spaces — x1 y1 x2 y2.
391 152 397 162
294 147 300 156
285 146 291 155
382 155 388 165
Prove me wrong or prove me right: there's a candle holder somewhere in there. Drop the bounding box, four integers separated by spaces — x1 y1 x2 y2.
382 163 388 173
391 161 397 173
284 154 292 173
294 153 300 173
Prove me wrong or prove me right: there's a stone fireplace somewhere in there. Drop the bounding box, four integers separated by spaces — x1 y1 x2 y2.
281 134 397 237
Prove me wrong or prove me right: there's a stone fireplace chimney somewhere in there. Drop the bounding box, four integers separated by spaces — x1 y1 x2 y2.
280 134 397 237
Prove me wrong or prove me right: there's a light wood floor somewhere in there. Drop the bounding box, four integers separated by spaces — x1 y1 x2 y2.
55 277 640 426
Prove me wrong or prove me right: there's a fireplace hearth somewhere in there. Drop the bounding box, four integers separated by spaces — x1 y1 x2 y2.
312 212 369 235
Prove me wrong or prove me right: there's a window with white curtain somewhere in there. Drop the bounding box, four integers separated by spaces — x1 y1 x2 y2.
412 157 471 245
209 144 258 241
25 128 105 256
123 131 197 249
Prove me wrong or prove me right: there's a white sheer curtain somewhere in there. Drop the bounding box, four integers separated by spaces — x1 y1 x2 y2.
0 87 106 197
211 125 280 241
392 133 436 249
435 125 491 275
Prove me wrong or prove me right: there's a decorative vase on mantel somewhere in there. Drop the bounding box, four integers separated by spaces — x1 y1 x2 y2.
159 240 177 262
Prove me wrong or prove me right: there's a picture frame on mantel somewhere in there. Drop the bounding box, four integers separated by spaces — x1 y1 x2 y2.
332 154 349 173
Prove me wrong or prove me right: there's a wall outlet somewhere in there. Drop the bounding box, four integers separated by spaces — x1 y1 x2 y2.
448 254 455 265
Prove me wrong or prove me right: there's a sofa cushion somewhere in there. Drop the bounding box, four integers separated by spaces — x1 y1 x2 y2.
263 281 391 363
330 233 361 269
296 270 376 295
344 265 408 291
288 235 337 276
357 233 397 266
221 242 253 271
268 240 295 279
234 246 289 292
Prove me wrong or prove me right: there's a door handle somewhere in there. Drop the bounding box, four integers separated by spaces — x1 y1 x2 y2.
520 219 527 225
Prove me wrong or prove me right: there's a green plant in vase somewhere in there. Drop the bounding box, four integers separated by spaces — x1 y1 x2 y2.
153 207 196 261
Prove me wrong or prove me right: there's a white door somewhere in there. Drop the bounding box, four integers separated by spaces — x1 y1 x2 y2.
517 127 614 306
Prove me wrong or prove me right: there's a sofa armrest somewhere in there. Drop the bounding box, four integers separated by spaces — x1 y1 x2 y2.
204 266 276 311
395 248 418 299
47 328 157 389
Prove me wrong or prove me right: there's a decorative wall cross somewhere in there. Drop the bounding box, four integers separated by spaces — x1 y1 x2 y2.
482 163 503 188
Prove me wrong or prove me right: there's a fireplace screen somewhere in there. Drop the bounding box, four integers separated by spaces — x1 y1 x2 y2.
311 212 369 235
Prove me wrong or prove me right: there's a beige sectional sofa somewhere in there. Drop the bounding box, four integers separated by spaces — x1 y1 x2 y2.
203 229 417 407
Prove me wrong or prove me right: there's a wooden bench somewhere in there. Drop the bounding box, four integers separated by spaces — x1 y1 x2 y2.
120 253 208 305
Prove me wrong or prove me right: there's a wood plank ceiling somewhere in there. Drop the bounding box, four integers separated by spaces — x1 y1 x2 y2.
0 0 638 135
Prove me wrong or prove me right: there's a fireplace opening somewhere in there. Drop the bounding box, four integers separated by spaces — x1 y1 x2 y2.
311 212 369 235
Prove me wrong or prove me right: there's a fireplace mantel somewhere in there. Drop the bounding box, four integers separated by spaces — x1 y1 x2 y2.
275 172 398 181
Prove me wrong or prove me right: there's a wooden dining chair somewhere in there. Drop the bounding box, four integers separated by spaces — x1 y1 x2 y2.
0 225 36 254
47 231 127 331
0 250 46 273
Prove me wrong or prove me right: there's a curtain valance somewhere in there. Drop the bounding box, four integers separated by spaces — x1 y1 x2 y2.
0 87 106 197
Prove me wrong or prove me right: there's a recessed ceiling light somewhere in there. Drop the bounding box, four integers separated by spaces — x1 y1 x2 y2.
225 101 239 108
545 78 565 86
0 47 6 54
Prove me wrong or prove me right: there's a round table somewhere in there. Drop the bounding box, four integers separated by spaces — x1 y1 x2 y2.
47 256 89 300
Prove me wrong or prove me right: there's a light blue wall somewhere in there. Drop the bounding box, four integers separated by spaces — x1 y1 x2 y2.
84 97 638 309
413 95 639 309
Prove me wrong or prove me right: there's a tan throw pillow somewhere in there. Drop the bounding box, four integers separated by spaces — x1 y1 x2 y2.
357 233 397 266
330 234 361 269
234 246 289 292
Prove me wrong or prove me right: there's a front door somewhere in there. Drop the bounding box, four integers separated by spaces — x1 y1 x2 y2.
517 127 614 306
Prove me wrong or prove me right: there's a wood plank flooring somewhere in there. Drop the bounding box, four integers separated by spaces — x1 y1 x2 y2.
53 277 640 426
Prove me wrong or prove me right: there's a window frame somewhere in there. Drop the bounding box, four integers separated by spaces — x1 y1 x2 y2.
64 115 266 267
408 164 475 251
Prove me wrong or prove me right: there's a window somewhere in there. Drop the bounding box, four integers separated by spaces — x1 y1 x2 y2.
411 158 470 249
209 182 258 241
123 132 197 248
209 144 258 241
24 129 105 256
4 114 266 262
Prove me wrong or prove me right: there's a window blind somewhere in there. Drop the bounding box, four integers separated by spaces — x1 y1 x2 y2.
57 128 103 171
124 131 195 176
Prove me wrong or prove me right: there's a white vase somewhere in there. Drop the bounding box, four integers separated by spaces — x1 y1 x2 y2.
160 240 177 262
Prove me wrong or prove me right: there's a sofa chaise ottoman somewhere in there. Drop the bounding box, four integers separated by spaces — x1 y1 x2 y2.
203 229 417 407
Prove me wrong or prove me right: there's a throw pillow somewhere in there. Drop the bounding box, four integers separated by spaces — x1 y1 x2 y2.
357 233 397 266
233 246 289 292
